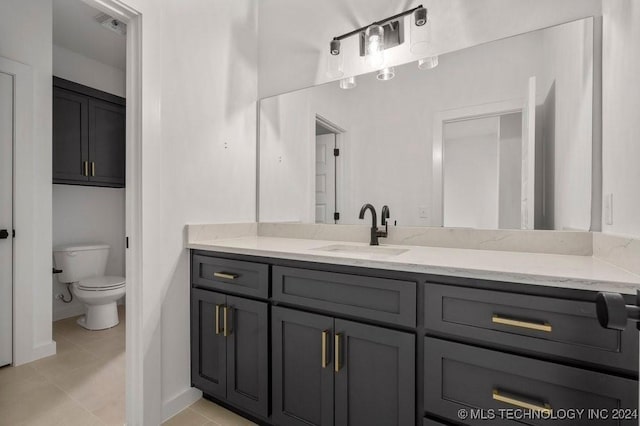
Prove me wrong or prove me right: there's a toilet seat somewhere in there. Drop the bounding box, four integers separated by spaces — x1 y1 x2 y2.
77 275 126 291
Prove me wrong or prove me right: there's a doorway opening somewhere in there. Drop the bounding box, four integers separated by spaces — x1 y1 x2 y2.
315 115 345 224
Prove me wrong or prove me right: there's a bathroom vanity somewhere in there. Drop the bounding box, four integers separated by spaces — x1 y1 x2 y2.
189 235 640 426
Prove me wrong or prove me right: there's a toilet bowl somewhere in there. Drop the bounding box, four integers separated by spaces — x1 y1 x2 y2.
73 276 125 330
53 244 126 331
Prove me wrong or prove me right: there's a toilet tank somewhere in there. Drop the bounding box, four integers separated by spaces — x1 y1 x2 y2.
53 243 110 283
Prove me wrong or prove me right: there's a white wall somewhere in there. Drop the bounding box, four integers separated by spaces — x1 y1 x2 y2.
110 0 259 423
52 45 126 321
53 44 125 97
602 0 640 238
257 0 602 98
444 120 499 229
0 0 55 365
537 19 594 231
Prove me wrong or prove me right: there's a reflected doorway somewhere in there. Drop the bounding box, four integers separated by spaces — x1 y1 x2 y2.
315 116 344 224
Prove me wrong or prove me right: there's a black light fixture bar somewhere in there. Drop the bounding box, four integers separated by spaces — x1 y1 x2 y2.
332 5 424 43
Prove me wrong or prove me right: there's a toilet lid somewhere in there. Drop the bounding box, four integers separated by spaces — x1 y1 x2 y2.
77 276 126 290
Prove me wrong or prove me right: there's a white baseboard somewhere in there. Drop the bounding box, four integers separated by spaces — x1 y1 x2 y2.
53 304 86 321
162 387 202 422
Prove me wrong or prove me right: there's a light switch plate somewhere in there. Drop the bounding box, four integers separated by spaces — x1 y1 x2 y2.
419 206 428 219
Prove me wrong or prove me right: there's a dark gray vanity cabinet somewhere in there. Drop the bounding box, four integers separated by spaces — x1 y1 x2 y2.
191 250 639 426
191 288 269 418
53 77 125 188
272 307 335 426
272 306 415 426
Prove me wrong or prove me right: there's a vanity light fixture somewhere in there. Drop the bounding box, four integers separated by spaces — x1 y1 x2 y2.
329 5 427 65
377 67 396 81
339 76 357 89
418 55 439 70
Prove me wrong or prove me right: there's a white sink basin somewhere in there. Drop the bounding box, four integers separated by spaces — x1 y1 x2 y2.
312 244 408 257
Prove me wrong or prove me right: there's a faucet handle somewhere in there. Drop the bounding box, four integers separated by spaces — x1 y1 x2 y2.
381 205 391 226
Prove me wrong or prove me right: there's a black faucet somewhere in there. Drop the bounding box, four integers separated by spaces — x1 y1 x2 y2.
358 204 390 246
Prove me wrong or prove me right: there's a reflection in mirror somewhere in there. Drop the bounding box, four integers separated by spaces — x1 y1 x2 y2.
259 18 594 231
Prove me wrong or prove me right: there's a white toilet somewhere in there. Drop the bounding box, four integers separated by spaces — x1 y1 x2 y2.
53 243 125 330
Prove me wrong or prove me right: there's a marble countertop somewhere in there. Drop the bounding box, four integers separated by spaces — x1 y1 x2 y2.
187 236 640 295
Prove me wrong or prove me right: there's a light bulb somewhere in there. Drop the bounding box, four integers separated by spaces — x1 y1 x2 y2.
418 56 439 70
339 76 357 89
365 25 385 68
377 67 395 81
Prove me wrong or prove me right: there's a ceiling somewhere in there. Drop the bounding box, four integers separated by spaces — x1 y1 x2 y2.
53 0 126 70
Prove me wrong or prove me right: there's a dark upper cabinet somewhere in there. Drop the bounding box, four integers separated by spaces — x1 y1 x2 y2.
53 77 125 188
272 307 335 426
53 88 89 182
272 306 415 426
191 289 269 418
88 98 125 186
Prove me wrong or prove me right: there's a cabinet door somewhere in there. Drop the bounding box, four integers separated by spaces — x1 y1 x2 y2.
88 98 125 187
272 307 334 426
53 87 89 183
191 289 227 399
334 319 415 426
226 296 269 418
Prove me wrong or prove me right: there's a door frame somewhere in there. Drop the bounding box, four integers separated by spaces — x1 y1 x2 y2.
0 56 31 368
315 114 346 224
431 99 524 227
78 0 143 424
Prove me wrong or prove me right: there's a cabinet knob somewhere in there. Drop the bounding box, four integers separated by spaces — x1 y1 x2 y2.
595 291 640 330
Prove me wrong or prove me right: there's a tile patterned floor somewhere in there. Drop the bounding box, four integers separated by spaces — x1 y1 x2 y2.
163 399 257 426
0 306 126 425
0 306 255 426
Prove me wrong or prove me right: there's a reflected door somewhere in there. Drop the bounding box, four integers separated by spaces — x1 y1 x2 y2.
0 69 13 367
315 134 336 223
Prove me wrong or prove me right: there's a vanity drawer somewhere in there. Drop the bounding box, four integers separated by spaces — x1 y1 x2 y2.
425 283 638 372
272 266 416 327
424 338 638 426
192 255 269 298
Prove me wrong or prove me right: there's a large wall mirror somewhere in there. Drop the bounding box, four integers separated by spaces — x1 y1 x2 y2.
259 17 595 231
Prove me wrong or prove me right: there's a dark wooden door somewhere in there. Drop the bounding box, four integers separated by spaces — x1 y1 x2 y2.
225 296 269 418
272 307 335 426
53 87 89 183
191 289 227 399
88 98 125 186
334 319 415 426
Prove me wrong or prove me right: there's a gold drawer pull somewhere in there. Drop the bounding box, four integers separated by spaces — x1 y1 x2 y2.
334 333 342 373
83 161 89 176
214 272 239 280
492 315 552 332
493 390 552 415
215 304 222 335
91 161 96 176
321 330 329 368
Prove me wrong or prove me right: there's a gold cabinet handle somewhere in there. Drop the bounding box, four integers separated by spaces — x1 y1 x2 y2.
83 161 89 176
493 390 552 415
334 333 342 372
492 315 552 332
321 330 329 368
215 304 222 335
223 306 230 337
214 272 239 280
91 161 95 176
